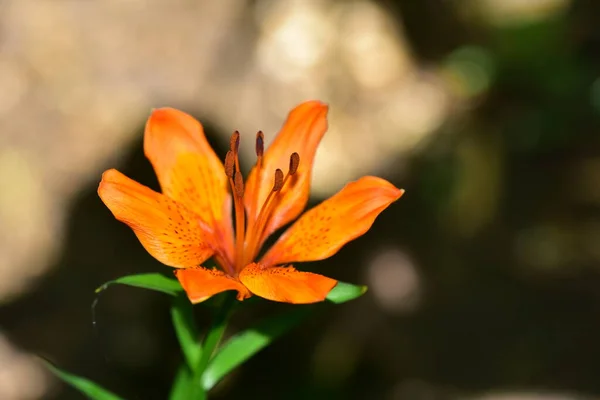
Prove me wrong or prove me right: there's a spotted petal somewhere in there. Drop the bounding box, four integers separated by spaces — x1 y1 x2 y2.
144 108 234 265
261 176 404 266
239 263 337 304
98 169 215 268
175 267 251 303
244 101 328 245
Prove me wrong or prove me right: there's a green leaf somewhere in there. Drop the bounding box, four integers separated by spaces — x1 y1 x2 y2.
168 364 206 400
42 359 125 400
196 294 236 375
96 273 183 296
326 281 367 304
202 307 312 390
200 281 367 390
171 294 202 371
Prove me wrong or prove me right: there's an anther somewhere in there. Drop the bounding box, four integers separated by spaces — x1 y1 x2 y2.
273 169 284 192
234 172 244 198
289 152 300 175
230 131 240 153
255 131 264 158
224 151 235 178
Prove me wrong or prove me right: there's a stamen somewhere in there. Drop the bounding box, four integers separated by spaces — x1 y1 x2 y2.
234 172 244 198
224 151 235 178
214 252 235 276
230 131 240 153
230 131 241 175
272 169 284 192
255 131 264 159
226 131 246 272
246 131 265 245
289 152 300 175
244 163 292 264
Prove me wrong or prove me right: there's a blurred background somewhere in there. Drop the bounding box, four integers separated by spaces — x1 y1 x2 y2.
1 0 600 399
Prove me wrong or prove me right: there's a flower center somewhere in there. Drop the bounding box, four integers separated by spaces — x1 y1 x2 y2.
223 131 299 273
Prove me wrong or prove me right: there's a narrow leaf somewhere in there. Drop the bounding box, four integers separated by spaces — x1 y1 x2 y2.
171 294 202 371
326 281 367 304
202 307 312 390
196 295 236 375
96 273 183 296
42 359 125 400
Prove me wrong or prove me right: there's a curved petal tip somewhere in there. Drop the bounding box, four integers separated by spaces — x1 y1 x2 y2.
175 267 251 303
261 176 404 266
239 263 337 304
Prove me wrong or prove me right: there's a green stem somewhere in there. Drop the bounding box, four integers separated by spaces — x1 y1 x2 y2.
195 294 236 379
171 294 202 371
169 294 236 400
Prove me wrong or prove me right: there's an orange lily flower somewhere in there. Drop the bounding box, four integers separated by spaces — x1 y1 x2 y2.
98 101 404 304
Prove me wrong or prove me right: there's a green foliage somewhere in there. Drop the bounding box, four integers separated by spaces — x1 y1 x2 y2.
201 282 367 390
171 294 202 371
195 295 236 375
326 281 368 304
42 359 124 400
202 306 312 390
95 273 183 296
168 364 205 400
82 275 368 397
97 273 367 304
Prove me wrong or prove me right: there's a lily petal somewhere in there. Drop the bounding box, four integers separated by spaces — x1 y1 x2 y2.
175 267 251 303
262 176 404 266
238 263 337 304
244 101 328 243
98 169 215 268
144 108 234 265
